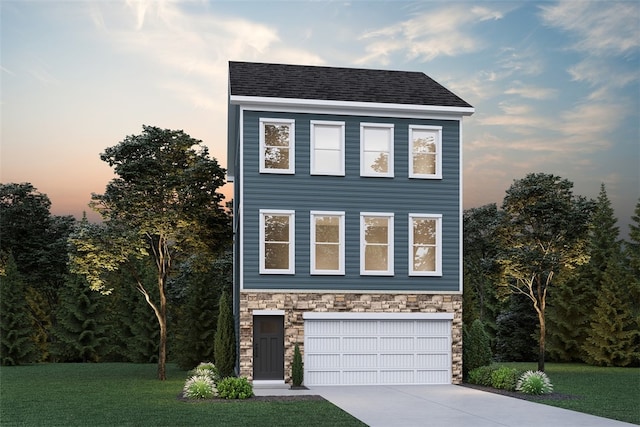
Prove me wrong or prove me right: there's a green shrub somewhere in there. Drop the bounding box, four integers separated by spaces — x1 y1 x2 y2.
217 377 253 399
490 366 522 391
182 374 217 399
516 370 553 395
292 343 303 387
462 319 492 378
467 365 495 386
214 292 236 378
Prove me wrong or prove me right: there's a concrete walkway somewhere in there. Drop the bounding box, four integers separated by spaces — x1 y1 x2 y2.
254 384 636 427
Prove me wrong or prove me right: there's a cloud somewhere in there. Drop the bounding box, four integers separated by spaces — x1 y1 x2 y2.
356 5 504 64
540 1 640 56
568 58 639 88
504 83 557 100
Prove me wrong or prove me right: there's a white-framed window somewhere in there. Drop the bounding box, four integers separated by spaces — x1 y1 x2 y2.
409 213 442 276
360 212 394 275
260 118 295 174
409 125 442 179
310 211 345 275
360 123 394 177
259 209 295 274
311 121 345 176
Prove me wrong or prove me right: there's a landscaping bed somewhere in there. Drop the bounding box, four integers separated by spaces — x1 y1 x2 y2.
461 383 580 402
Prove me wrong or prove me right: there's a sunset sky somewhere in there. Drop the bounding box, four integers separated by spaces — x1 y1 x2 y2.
2 1 638 236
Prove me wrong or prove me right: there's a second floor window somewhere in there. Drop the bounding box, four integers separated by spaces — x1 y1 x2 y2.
310 211 345 275
409 125 442 179
260 210 295 274
360 213 394 275
311 121 345 176
409 214 442 276
260 118 295 174
360 123 394 177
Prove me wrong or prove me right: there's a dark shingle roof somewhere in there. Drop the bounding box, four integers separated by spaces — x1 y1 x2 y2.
229 61 472 109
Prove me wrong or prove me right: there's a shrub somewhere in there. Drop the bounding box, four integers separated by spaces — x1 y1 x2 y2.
182 374 217 399
490 366 522 391
292 343 303 387
467 365 495 386
217 377 253 399
462 319 492 378
189 362 221 383
516 370 553 395
214 291 236 378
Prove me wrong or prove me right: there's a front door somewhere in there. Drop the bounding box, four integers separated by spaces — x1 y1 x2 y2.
253 315 284 380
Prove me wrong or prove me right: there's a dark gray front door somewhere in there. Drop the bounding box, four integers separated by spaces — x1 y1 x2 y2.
253 315 284 380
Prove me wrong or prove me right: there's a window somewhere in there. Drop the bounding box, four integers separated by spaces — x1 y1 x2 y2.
409 214 442 276
260 210 295 274
311 121 345 175
360 213 394 275
409 125 442 179
310 211 345 274
360 123 394 177
260 118 295 173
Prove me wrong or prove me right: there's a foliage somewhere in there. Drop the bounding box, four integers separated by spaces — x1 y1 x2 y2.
52 274 110 362
171 252 232 370
216 376 253 400
189 362 221 383
516 370 553 395
467 365 496 387
490 366 522 391
182 374 217 399
214 291 236 378
0 254 38 365
497 173 593 371
68 125 231 380
292 343 304 386
462 319 492 378
494 294 537 362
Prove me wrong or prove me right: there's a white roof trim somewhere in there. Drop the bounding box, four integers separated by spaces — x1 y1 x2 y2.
230 95 474 116
303 312 454 320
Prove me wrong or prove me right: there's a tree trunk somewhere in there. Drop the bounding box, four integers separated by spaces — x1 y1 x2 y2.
538 309 546 372
157 263 168 381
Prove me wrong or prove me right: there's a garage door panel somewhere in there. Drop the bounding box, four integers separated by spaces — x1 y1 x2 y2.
416 320 449 335
379 353 414 367
379 321 414 335
343 371 378 384
416 336 449 351
416 370 450 384
380 336 415 351
307 371 340 385
343 353 376 367
416 353 449 367
307 354 340 368
342 337 377 351
380 370 415 384
307 320 340 334
343 321 377 335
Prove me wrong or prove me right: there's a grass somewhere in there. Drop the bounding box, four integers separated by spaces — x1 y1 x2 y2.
0 363 366 427
500 362 640 425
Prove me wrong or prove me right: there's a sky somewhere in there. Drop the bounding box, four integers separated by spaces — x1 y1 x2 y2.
1 0 639 237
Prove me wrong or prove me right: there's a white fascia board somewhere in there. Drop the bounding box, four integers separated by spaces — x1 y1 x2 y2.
303 312 454 320
230 95 474 118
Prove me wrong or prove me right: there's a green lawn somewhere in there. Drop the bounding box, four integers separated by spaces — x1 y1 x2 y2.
501 362 640 425
0 363 365 427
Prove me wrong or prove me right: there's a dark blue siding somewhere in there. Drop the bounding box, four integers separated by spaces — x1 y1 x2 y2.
240 110 461 292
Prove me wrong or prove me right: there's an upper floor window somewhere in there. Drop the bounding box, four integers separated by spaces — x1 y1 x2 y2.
360 212 394 275
260 210 295 274
310 211 345 275
409 213 442 276
260 118 295 174
360 123 394 177
409 125 442 179
311 121 345 176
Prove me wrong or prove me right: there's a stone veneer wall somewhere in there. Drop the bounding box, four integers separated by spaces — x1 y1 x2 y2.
239 292 463 384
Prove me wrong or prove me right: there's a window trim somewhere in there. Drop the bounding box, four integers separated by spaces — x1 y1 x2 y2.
259 209 295 274
310 120 345 176
259 118 295 174
409 213 442 276
360 122 394 178
310 211 345 275
409 125 442 179
360 212 394 276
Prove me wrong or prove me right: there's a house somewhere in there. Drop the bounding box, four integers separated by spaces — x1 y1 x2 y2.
227 61 474 386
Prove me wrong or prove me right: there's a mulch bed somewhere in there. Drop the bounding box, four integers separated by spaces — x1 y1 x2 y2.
178 392 325 403
460 383 580 401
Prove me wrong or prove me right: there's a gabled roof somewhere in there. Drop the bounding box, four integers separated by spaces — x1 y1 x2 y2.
228 61 473 110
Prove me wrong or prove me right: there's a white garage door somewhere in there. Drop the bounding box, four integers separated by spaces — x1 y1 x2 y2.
303 312 453 386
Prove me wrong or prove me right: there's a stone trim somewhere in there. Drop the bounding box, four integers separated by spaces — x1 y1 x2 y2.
238 292 463 384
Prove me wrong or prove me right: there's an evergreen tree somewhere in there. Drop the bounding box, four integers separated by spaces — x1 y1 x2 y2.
462 319 492 378
582 253 639 366
494 293 538 362
52 275 109 362
0 254 38 365
624 200 640 365
214 291 236 378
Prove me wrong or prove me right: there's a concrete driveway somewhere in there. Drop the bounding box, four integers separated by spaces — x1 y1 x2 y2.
255 384 635 427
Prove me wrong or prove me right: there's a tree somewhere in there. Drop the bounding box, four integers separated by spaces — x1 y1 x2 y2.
462 319 492 378
69 126 231 380
494 293 538 362
497 173 593 371
0 253 38 365
214 291 236 378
